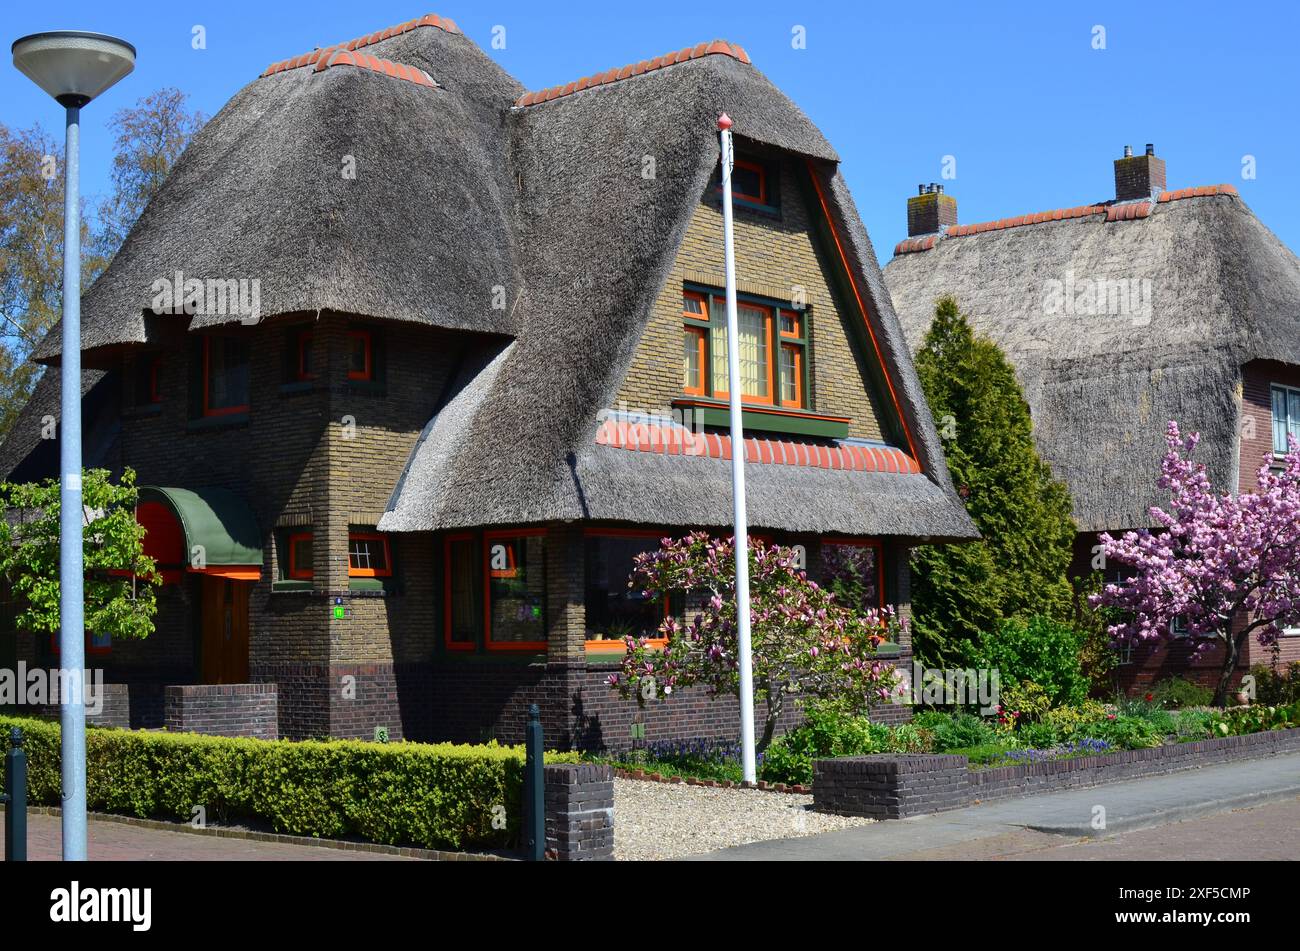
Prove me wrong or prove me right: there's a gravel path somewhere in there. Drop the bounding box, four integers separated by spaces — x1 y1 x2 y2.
613 778 873 860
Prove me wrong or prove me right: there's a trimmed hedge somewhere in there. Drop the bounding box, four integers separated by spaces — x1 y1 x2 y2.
0 715 578 851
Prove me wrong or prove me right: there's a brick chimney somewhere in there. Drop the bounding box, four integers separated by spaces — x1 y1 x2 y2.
1114 143 1166 202
907 183 957 236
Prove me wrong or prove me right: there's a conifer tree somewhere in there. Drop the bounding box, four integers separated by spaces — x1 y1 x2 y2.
911 295 1076 666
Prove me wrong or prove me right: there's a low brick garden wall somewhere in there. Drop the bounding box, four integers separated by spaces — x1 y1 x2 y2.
544 763 614 861
164 684 278 739
814 727 1300 819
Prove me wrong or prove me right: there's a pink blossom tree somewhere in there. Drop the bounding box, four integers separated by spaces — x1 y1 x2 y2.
1093 422 1300 705
606 531 905 752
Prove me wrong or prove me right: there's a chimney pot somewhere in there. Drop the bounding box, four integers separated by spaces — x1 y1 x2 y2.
906 182 957 236
1115 143 1165 201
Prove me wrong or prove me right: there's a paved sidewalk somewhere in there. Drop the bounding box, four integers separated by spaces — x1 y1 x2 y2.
1 812 415 861
690 752 1300 860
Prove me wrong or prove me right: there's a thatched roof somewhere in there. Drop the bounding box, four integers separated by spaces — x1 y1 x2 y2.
884 187 1300 532
0 367 118 483
17 16 973 541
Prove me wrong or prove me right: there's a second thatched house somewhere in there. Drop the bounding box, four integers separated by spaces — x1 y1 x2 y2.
0 14 974 746
885 146 1300 693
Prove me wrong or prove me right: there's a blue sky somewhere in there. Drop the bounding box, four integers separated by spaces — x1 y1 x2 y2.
5 0 1298 259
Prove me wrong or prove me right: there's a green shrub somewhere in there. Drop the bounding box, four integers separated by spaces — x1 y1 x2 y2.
978 615 1088 708
1116 697 1177 734
1248 664 1300 705
0 715 579 851
1173 709 1216 740
1212 700 1300 737
1150 677 1214 709
930 712 997 752
1017 721 1060 749
759 705 935 785
1083 714 1165 750
998 681 1053 723
1041 700 1110 740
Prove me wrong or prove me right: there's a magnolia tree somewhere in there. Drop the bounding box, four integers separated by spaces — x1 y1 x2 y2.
606 531 905 752
1093 422 1300 705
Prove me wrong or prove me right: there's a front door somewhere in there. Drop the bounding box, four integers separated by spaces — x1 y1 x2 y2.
200 576 250 684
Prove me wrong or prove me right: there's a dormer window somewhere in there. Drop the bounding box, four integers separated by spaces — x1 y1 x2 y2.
680 287 806 409
1272 384 1300 455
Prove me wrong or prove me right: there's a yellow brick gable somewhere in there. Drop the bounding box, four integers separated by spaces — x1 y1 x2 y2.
614 156 893 441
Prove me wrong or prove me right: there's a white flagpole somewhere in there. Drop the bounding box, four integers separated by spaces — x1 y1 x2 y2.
717 114 757 785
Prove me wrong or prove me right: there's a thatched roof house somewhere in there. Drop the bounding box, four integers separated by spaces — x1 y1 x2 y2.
2 14 972 746
886 150 1300 534
884 146 1300 691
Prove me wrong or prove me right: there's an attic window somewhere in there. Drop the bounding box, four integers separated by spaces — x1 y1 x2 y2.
296 330 316 381
714 157 777 211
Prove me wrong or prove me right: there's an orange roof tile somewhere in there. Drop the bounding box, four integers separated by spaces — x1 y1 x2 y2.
260 13 458 78
514 40 751 108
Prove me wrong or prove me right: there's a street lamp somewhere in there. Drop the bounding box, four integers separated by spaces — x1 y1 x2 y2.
11 30 135 862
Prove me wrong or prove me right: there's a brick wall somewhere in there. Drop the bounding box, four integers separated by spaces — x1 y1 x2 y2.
544 762 614 861
164 683 278 739
1239 360 1300 672
614 154 893 442
814 754 971 819
815 728 1300 818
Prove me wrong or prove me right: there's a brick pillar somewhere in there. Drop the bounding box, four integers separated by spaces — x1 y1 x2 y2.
544 762 614 860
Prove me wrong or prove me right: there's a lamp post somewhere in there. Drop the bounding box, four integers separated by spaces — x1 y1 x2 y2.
11 30 135 862
716 113 757 785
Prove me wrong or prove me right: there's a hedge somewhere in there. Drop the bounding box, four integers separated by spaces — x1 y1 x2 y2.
0 715 578 851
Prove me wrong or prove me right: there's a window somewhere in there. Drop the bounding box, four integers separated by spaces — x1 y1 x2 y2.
348 532 391 578
296 329 316 381
485 531 547 649
584 531 669 652
1170 615 1189 638
682 292 708 396
287 532 313 580
1271 384 1300 455
203 335 250 416
682 288 807 408
821 539 884 615
444 529 548 652
444 534 480 651
730 160 767 205
136 354 162 405
348 330 373 381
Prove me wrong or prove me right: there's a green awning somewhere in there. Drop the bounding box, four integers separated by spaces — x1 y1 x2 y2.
139 486 262 566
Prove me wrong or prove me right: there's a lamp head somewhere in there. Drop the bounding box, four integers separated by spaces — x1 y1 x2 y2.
12 31 135 107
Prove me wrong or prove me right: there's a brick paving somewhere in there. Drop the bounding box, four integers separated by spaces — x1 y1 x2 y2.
1 812 415 861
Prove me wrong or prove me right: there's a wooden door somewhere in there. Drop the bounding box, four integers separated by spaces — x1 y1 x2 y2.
200 576 250 684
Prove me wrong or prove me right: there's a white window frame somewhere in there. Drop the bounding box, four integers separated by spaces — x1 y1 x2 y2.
1270 383 1300 456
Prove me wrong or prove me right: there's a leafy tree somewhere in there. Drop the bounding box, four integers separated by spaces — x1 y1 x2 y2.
0 468 159 642
606 532 905 753
1093 423 1300 706
911 295 1077 666
0 122 99 436
92 87 206 263
0 89 204 440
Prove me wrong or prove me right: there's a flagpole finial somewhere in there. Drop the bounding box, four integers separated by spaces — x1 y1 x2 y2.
717 113 733 131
